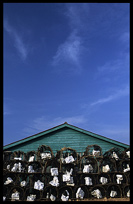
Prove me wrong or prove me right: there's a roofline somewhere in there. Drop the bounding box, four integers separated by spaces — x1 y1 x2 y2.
68 122 130 147
3 122 67 149
3 122 129 150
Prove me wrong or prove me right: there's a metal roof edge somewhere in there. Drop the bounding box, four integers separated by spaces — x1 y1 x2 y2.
3 122 129 150
3 123 67 150
65 123 129 148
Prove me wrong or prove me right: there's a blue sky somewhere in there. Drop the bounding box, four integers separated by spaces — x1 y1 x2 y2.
3 3 130 146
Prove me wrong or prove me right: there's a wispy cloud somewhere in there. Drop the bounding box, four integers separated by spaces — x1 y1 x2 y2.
65 3 90 30
92 124 129 145
23 114 129 145
98 53 129 75
4 20 29 60
120 31 130 44
91 85 129 106
52 4 89 73
52 30 83 73
23 115 87 136
95 48 129 84
97 59 123 73
4 104 11 116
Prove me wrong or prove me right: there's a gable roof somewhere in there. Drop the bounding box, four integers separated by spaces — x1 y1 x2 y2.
3 122 129 150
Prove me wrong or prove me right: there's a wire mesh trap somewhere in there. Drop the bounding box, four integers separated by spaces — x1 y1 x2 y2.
79 173 96 186
123 185 130 198
37 145 54 163
84 145 103 158
3 172 16 186
3 151 13 162
8 186 24 201
106 184 122 198
103 147 123 161
25 151 37 162
73 185 89 200
122 148 130 160
27 161 43 173
90 185 106 199
113 173 127 185
15 173 29 187
59 186 73 201
41 186 58 201
96 173 111 185
99 156 117 173
11 151 26 161
3 145 130 201
3 186 8 201
56 147 79 165
5 160 26 173
117 159 130 173
25 187 42 201
79 155 98 173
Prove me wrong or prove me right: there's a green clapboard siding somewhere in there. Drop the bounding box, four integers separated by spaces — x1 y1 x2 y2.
3 125 128 154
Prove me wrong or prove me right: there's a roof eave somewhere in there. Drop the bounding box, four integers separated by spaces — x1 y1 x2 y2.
3 123 67 150
3 122 129 150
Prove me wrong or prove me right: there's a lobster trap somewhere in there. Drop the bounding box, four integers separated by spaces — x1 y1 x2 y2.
117 159 130 173
3 146 130 201
99 156 117 173
25 151 37 162
37 145 54 163
96 173 111 185
79 173 96 186
41 186 58 201
123 185 130 198
59 186 73 201
103 147 123 161
56 147 79 165
27 161 43 173
112 173 127 185
122 148 130 160
8 186 24 201
3 151 13 162
11 151 26 161
79 155 98 173
90 185 106 199
5 160 27 173
106 184 122 198
73 185 89 200
84 145 103 158
25 187 42 201
44 157 60 174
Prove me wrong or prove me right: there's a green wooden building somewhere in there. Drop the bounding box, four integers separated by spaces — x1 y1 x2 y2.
3 122 129 154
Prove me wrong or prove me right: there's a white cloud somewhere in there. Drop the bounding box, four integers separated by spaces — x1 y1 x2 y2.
52 31 83 74
97 59 123 73
23 115 87 136
52 31 82 66
52 4 90 73
4 104 11 116
4 20 29 60
97 54 129 75
95 50 129 84
23 115 129 145
91 85 129 106
34 115 87 131
65 3 90 30
93 125 129 145
119 31 130 44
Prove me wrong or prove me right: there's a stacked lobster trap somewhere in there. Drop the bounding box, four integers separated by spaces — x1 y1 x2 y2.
3 145 130 201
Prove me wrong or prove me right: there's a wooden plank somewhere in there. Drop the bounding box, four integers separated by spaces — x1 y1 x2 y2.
4 123 129 151
4 127 127 154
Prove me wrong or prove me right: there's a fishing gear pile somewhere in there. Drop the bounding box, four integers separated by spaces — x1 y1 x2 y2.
3 145 130 201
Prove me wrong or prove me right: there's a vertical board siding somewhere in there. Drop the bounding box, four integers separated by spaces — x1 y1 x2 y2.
5 127 126 154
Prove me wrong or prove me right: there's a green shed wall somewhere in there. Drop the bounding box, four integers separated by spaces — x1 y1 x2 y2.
4 127 127 154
